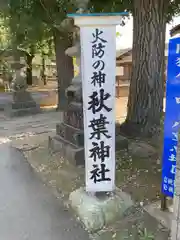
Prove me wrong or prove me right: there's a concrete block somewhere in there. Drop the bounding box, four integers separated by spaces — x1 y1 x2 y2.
69 187 133 233
144 201 173 229
175 170 180 196
101 190 133 224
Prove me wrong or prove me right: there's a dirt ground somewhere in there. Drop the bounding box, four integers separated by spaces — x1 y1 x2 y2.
28 81 129 122
5 111 169 239
27 81 165 123
14 137 169 239
28 80 58 91
26 82 165 206
15 82 169 239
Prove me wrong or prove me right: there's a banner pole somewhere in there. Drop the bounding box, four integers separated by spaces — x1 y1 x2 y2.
160 193 168 211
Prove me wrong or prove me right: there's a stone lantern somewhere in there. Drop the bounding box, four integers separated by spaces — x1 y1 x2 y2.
49 0 89 165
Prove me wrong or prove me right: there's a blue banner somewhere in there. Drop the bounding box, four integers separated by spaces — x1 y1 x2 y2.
162 37 180 198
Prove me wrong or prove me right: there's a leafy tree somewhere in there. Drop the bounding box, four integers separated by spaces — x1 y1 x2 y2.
0 17 11 50
2 0 178 133
90 0 180 138
0 16 14 84
4 0 76 109
7 0 53 85
37 38 55 85
0 1 47 84
34 0 76 110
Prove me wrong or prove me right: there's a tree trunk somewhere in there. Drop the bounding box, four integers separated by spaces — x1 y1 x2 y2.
26 53 34 86
41 54 47 85
120 0 168 138
53 30 74 111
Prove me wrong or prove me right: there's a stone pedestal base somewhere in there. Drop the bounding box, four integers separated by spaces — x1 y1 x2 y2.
49 100 129 166
49 101 85 165
4 91 40 117
48 135 84 166
69 187 133 233
48 91 130 166
49 133 128 166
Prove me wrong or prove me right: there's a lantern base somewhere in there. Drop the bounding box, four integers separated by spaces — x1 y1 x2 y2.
4 90 40 117
48 101 128 166
48 101 85 166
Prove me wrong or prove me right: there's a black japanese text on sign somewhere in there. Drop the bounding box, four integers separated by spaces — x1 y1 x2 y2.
88 28 112 185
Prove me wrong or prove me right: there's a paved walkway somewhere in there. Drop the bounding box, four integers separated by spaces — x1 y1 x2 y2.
0 111 61 143
0 144 89 240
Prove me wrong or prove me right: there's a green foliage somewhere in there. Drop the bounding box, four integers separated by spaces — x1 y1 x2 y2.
0 17 11 50
89 0 131 13
8 1 50 53
167 0 180 22
116 31 121 37
1 0 180 68
0 2 57 66
89 0 180 22
0 0 78 56
138 228 154 240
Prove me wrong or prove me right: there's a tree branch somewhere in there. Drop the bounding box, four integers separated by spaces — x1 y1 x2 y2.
39 0 54 25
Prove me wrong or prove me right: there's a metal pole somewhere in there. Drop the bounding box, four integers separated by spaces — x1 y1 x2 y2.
171 137 180 239
160 193 168 211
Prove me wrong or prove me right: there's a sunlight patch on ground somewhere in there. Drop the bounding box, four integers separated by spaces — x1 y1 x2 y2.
0 132 38 145
0 137 11 144
40 105 57 109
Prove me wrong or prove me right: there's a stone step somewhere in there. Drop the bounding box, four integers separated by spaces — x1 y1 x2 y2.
56 123 84 147
48 132 128 167
10 101 37 109
4 106 41 118
48 135 84 166
56 123 128 150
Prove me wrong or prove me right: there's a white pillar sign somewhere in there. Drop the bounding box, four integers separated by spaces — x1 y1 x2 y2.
68 13 126 192
82 26 116 193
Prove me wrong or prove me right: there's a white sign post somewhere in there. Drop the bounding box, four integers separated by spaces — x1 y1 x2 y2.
68 13 126 192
